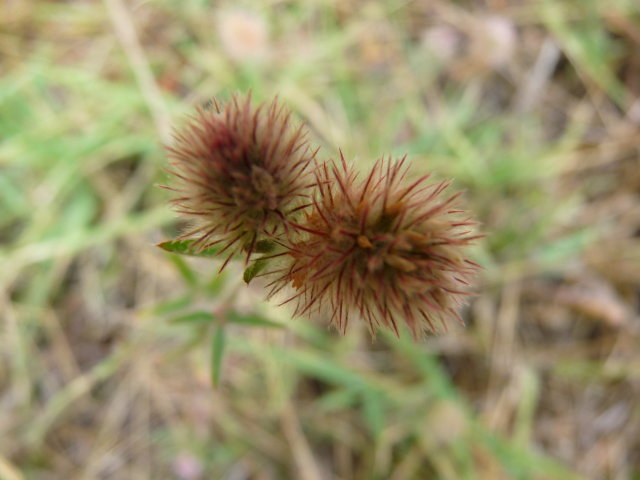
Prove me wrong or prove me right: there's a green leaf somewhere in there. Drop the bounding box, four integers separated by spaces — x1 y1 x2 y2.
243 257 268 284
254 239 276 253
147 294 192 316
316 389 359 411
170 311 215 325
277 349 374 392
362 390 385 440
211 325 226 388
380 329 456 399
157 239 222 258
226 311 283 328
204 270 228 295
169 253 197 287
535 228 597 266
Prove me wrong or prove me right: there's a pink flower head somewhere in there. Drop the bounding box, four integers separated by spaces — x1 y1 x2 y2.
165 95 317 270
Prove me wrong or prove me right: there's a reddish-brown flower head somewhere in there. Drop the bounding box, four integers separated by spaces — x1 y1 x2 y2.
267 155 481 338
165 95 317 269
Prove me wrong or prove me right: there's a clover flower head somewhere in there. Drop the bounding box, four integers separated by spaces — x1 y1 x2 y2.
267 154 481 338
165 95 317 270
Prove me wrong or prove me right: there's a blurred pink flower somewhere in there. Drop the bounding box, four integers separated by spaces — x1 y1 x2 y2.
217 10 269 61
173 452 204 480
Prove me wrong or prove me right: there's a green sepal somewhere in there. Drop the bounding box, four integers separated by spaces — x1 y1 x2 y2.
254 239 276 253
243 257 268 284
157 239 221 258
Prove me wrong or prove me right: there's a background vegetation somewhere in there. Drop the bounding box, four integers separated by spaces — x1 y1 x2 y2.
1 0 639 478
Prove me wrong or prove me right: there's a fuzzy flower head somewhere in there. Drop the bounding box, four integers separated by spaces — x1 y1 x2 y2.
165 95 316 269
268 155 481 338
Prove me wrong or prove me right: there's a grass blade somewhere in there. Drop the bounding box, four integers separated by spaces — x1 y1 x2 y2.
211 325 226 388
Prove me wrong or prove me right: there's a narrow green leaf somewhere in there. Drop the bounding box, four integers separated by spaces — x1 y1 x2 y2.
535 228 596 265
205 270 228 295
148 295 192 315
513 366 540 447
473 426 582 480
157 239 222 258
316 389 359 411
226 310 283 328
170 311 216 325
362 390 385 440
243 258 268 284
380 329 456 399
277 349 372 392
211 325 226 388
168 253 197 287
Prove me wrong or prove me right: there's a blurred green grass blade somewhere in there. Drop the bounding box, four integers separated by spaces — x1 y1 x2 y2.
157 239 223 258
380 329 456 399
211 325 226 388
473 426 582 480
0 173 30 218
513 367 540 447
316 389 360 411
361 390 385 440
168 253 198 288
540 0 627 107
25 346 131 448
277 348 377 393
170 309 283 328
204 270 228 295
171 311 216 325
44 186 98 240
0 207 171 293
535 228 597 266
226 311 283 328
147 294 193 316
